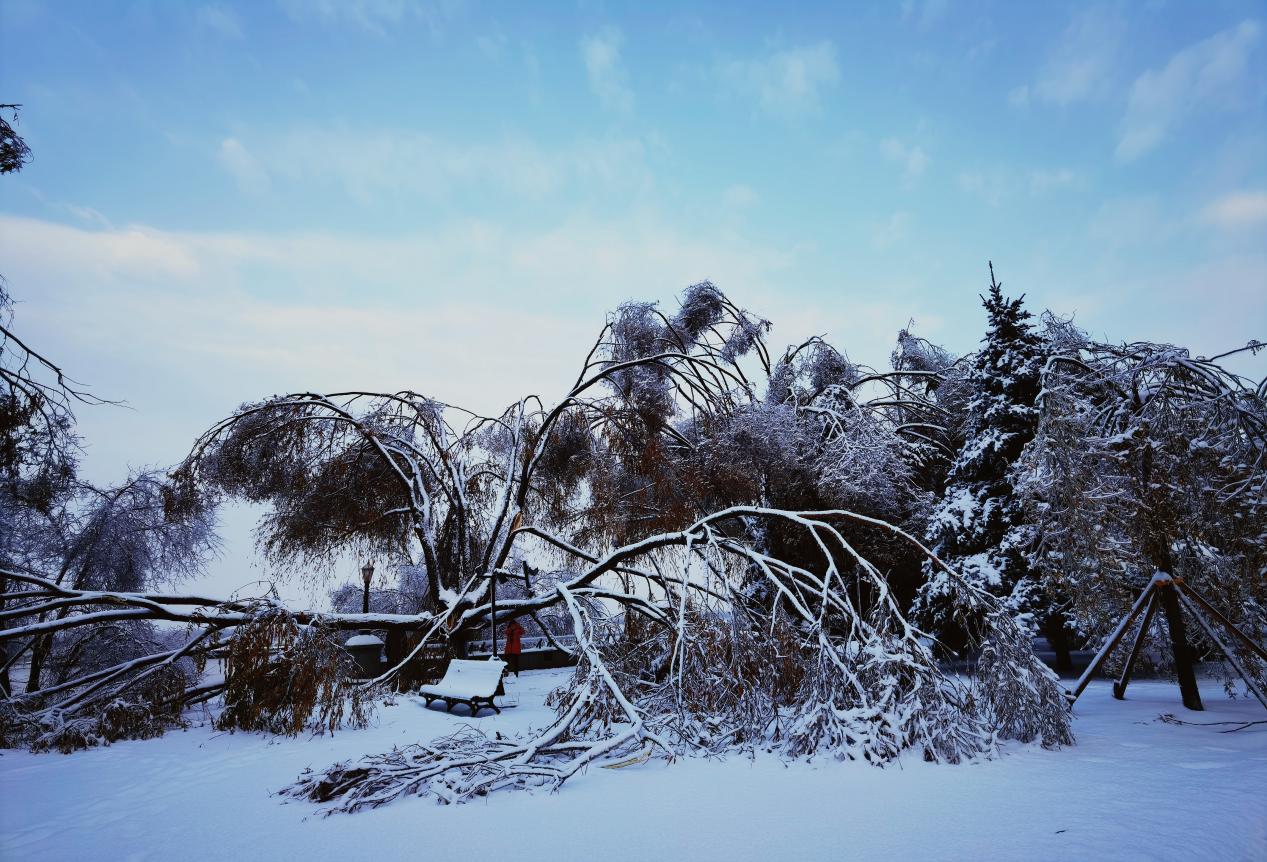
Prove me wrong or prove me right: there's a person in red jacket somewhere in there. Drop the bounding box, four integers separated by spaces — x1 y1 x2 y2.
502 619 525 676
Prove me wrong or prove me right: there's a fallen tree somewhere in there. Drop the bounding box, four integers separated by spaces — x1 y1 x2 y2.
3 282 1074 806
287 505 1072 811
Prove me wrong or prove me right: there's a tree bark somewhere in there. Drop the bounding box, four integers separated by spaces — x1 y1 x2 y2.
1158 582 1203 711
1043 615 1073 674
1137 434 1202 711
25 631 49 694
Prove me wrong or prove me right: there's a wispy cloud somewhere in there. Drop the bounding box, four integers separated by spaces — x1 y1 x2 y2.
1026 7 1125 108
956 169 1010 207
1117 20 1263 161
474 33 507 61
900 0 950 32
0 213 794 422
63 203 113 228
276 0 459 36
1087 195 1172 248
871 211 912 249
211 129 655 204
216 138 270 196
1027 168 1080 193
880 137 929 183
196 4 244 39
580 27 634 113
1198 190 1267 230
957 166 1081 204
722 183 759 209
719 42 840 116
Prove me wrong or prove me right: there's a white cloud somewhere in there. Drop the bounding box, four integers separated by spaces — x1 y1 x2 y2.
1198 190 1267 230
276 0 458 36
880 138 929 182
723 184 759 209
720 42 840 116
1033 8 1125 105
63 203 113 228
1011 7 1124 109
474 33 506 61
216 137 270 195
196 4 244 39
0 213 794 424
900 0 949 31
1087 195 1171 248
956 170 1010 206
1117 20 1263 161
1027 168 1080 193
872 211 912 249
580 27 633 113
958 166 1081 203
214 129 655 204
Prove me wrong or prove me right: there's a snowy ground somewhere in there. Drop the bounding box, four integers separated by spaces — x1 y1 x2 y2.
3 670 1265 862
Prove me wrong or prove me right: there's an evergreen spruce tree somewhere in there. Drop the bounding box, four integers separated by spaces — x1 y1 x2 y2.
914 265 1059 659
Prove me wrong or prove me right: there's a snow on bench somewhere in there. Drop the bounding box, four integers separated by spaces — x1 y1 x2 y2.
418 658 507 716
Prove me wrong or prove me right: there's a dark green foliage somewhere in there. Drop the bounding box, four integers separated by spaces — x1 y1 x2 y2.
915 266 1049 650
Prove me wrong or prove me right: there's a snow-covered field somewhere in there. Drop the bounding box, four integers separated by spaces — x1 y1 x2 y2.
2 669 1264 862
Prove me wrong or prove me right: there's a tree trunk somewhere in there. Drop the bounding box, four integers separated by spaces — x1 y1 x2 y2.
25 631 49 693
1043 615 1073 675
1158 582 1203 711
1137 436 1202 710
0 581 9 696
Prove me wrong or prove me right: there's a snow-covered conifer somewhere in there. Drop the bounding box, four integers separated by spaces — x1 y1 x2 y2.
914 266 1051 653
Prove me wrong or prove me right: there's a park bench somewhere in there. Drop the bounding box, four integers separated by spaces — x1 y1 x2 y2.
418 658 507 716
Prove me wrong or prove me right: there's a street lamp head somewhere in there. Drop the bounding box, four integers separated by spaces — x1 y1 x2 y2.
361 561 375 587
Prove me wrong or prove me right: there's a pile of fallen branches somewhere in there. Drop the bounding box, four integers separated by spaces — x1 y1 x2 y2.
0 568 396 750
286 507 1073 812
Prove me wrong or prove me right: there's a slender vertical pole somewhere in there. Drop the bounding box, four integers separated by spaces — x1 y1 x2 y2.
490 573 498 659
1157 580 1203 711
1113 590 1158 700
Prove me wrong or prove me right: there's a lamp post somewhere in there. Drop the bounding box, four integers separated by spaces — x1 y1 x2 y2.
360 561 375 617
346 561 383 678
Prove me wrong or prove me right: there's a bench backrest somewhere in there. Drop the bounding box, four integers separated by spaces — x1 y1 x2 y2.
434 658 506 696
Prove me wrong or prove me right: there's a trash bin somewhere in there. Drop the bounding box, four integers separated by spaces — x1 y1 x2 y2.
344 633 385 678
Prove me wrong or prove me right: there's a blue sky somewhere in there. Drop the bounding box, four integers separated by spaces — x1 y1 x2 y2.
2 0 1265 597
